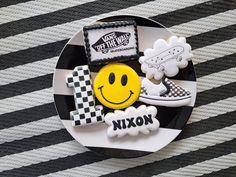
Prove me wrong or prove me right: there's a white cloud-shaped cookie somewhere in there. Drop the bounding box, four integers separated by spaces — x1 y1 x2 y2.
105 105 159 138
139 36 193 80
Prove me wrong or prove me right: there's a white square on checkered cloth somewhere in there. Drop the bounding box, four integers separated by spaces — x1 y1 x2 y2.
66 65 104 127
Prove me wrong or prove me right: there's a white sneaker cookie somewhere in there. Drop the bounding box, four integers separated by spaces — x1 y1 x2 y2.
139 78 191 107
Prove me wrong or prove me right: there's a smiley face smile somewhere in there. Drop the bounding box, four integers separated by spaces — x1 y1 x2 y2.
98 86 134 105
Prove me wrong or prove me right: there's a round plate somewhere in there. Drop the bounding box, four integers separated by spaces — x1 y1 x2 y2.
53 15 196 158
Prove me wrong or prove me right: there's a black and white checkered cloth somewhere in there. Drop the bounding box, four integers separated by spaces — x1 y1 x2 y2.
66 65 104 126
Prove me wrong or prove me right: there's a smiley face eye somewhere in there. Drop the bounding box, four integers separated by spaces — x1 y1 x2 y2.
109 72 115 84
121 74 128 86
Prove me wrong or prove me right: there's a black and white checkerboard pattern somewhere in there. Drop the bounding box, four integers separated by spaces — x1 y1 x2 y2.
163 78 191 97
140 87 148 95
140 78 190 98
66 65 104 126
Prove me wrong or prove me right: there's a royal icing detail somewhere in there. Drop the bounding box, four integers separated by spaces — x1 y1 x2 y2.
139 36 193 80
139 78 191 107
105 105 159 138
83 21 139 64
94 63 141 110
66 65 104 126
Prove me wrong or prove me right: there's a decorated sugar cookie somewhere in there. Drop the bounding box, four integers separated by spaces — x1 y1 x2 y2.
53 15 197 158
83 20 139 65
105 105 159 138
66 65 104 126
93 63 141 109
139 36 193 80
139 78 191 107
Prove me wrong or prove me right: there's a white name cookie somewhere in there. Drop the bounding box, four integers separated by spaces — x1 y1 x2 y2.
139 36 193 80
105 105 159 138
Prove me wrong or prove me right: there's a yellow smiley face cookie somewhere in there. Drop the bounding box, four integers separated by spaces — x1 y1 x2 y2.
94 63 141 109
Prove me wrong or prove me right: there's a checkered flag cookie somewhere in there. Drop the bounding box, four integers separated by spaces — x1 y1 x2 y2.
66 65 104 127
